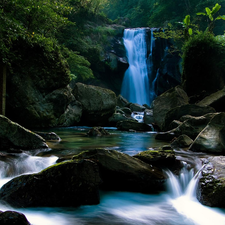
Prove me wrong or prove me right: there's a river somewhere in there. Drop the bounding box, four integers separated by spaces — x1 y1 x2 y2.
0 127 225 225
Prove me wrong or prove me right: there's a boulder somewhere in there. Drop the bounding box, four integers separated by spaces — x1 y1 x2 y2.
197 156 225 207
197 86 225 112
171 134 193 148
35 132 60 141
109 113 134 126
133 148 176 167
143 109 154 125
130 103 146 112
116 120 153 131
72 149 166 193
0 210 31 225
164 104 216 131
0 159 101 208
174 114 216 139
7 69 81 128
120 107 132 116
0 115 48 150
190 112 225 153
73 83 117 126
152 85 189 131
86 127 110 137
155 113 216 142
116 95 129 108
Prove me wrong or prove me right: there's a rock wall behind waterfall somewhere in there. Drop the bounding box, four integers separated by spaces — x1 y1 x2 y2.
145 28 181 98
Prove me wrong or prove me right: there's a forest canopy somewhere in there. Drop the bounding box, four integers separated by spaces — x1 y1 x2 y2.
1 0 225 83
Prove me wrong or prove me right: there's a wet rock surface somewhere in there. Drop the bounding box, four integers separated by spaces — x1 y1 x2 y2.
197 156 225 207
0 115 48 150
73 149 166 193
0 159 101 208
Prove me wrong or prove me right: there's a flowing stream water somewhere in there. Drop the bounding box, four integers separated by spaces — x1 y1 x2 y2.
0 127 225 224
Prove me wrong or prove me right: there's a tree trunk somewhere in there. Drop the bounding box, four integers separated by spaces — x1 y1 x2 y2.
0 63 6 116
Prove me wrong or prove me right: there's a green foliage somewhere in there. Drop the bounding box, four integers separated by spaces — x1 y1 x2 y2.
0 0 73 66
196 3 225 33
181 31 225 96
66 50 94 82
0 0 109 83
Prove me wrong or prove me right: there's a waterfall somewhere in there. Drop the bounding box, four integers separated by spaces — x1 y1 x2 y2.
121 28 154 106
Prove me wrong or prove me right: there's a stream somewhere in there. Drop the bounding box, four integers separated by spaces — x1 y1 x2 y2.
0 127 225 225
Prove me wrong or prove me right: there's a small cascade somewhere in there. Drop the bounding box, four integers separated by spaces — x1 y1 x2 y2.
166 162 201 200
0 153 58 188
166 162 225 225
131 111 144 123
121 28 151 106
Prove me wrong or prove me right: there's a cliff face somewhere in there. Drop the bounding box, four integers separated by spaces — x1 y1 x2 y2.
145 28 181 98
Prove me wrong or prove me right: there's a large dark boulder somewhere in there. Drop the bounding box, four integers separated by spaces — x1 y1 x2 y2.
73 83 117 126
0 211 31 225
164 104 216 131
190 112 225 153
197 156 225 207
152 85 189 131
0 160 101 208
0 211 30 225
7 78 82 128
0 115 48 150
155 113 216 142
72 149 166 193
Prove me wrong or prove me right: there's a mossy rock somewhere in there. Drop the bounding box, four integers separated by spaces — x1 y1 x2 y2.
72 149 166 193
133 147 176 167
0 159 101 208
0 115 48 150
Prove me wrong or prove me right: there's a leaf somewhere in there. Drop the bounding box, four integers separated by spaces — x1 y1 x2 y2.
211 3 221 15
216 15 225 20
196 12 206 16
183 15 190 26
205 7 212 16
188 28 193 36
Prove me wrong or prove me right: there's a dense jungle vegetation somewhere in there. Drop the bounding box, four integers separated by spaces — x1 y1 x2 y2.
1 0 225 84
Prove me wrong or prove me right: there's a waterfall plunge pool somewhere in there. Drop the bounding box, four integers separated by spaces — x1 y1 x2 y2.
0 127 225 225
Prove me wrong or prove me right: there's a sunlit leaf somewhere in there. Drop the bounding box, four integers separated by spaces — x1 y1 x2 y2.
211 3 221 15
196 12 206 16
205 7 212 16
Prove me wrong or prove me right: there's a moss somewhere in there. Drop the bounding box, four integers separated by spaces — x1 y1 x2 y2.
40 160 74 173
182 32 225 97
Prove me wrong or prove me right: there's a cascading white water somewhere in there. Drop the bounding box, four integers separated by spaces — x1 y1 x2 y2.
121 28 151 106
166 163 225 225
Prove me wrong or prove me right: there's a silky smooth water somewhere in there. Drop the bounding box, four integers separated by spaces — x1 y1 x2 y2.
0 127 225 225
121 28 151 105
